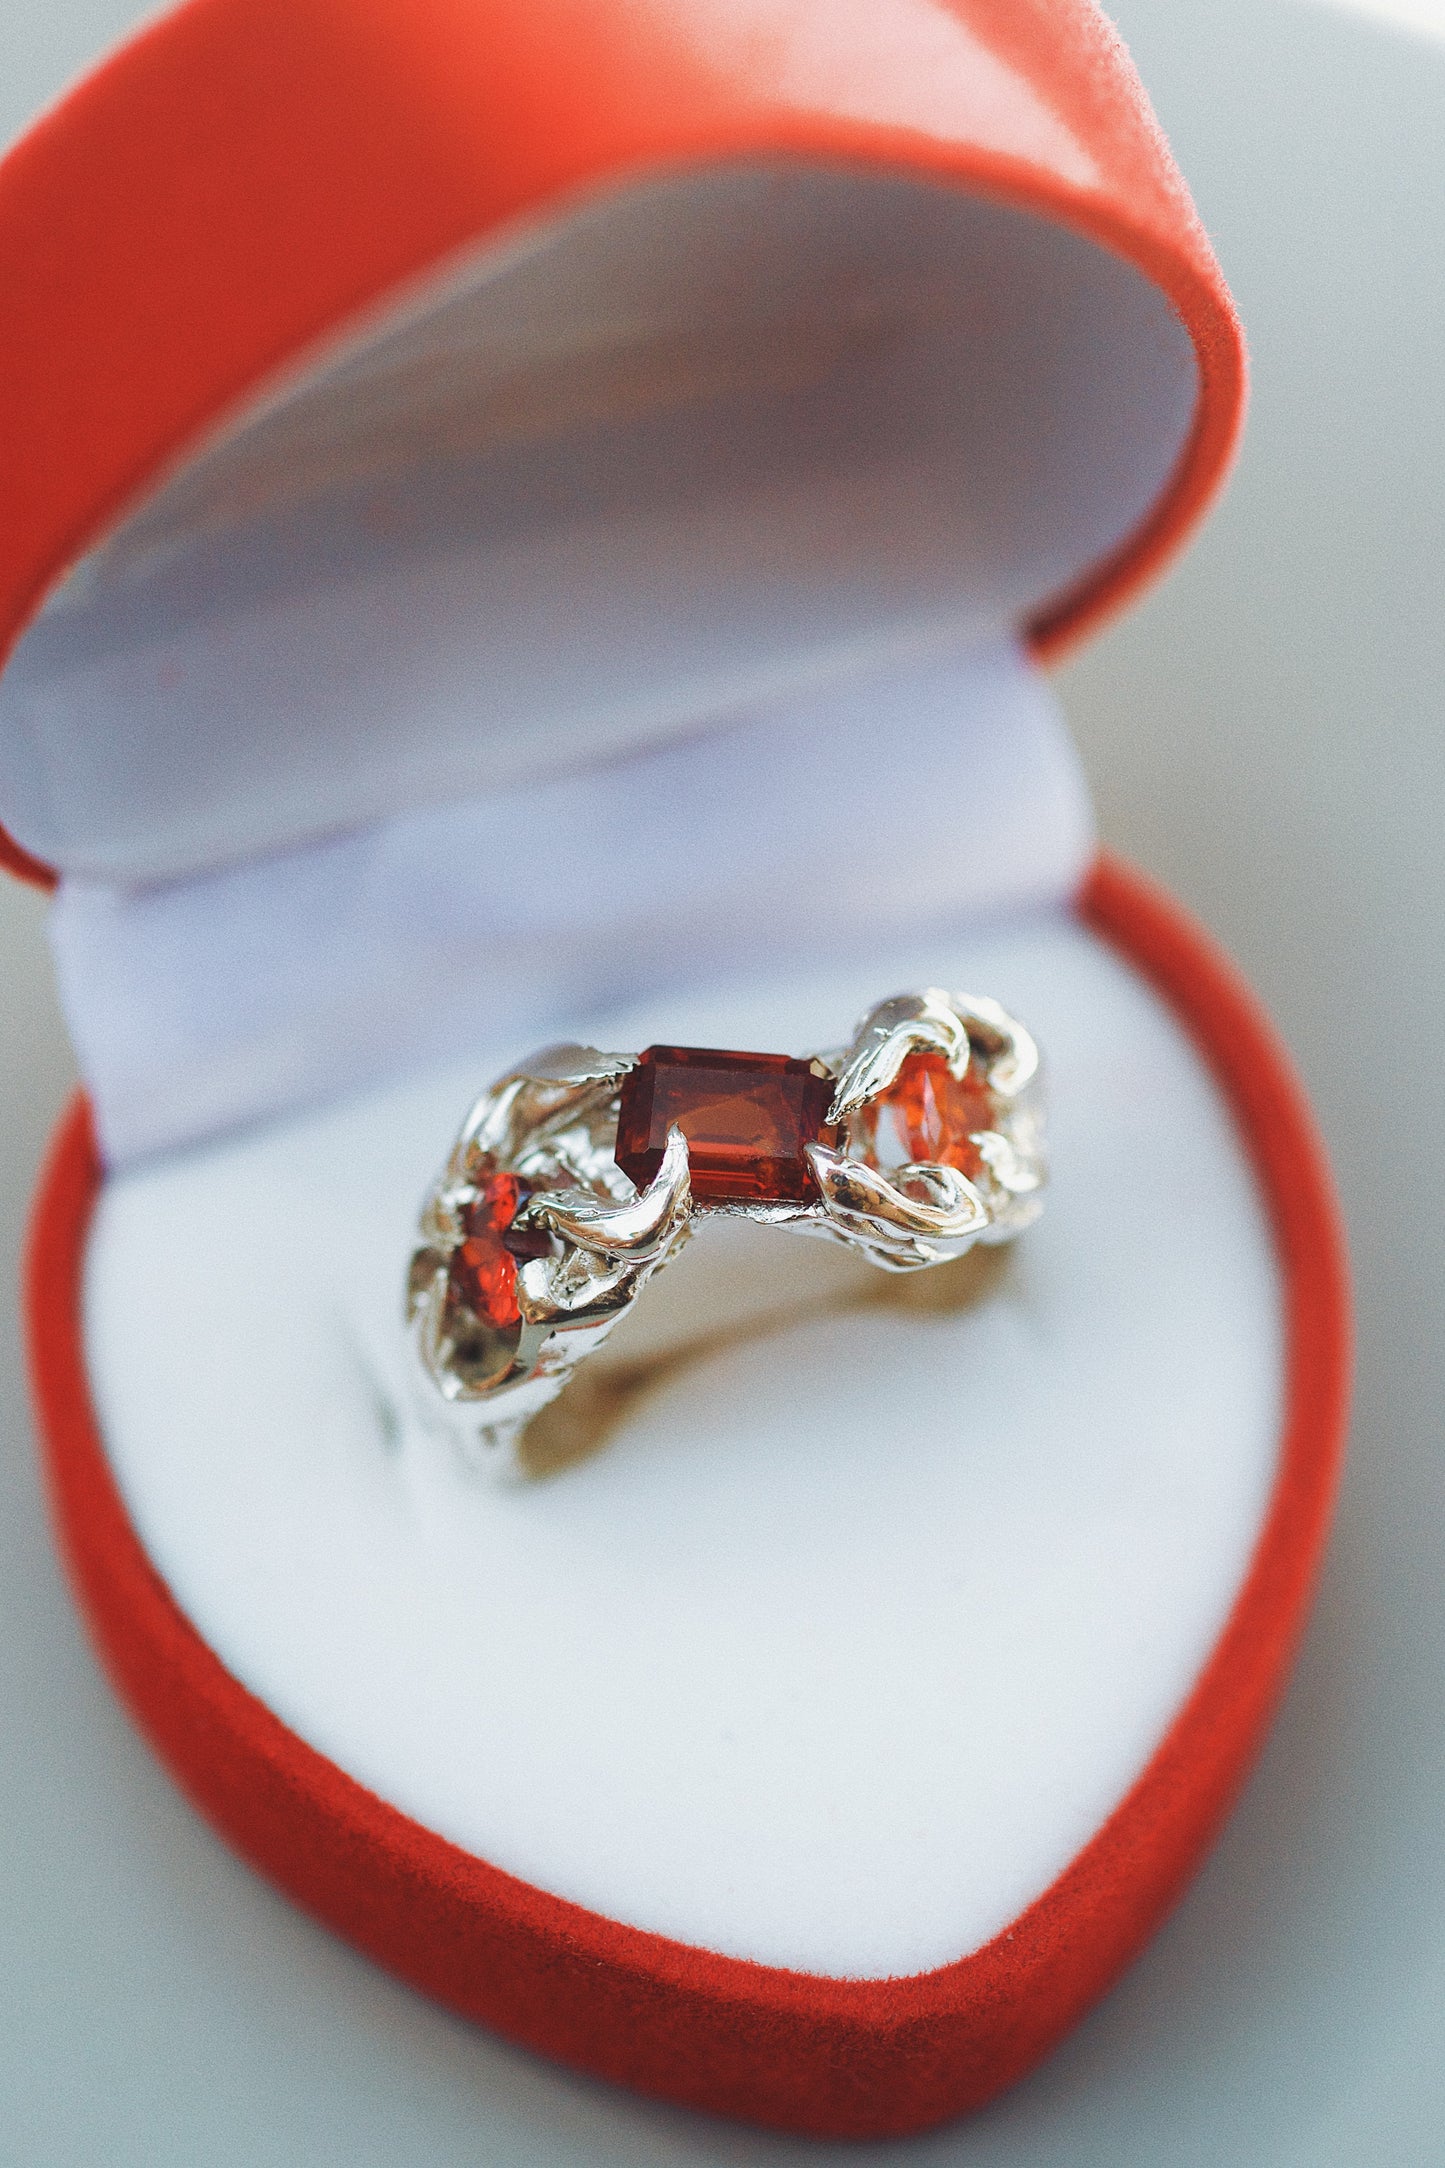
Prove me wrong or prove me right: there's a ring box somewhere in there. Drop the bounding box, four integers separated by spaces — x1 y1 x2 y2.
0 0 1350 2138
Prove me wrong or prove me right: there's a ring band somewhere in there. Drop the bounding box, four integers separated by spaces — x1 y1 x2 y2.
407 989 1045 1471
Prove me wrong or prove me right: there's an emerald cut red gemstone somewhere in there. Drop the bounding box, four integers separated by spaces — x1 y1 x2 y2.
615 1045 837 1204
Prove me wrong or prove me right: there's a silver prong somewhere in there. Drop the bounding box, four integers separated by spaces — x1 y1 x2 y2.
528 1126 690 1258
805 1142 989 1245
951 996 1040 1099
826 989 972 1125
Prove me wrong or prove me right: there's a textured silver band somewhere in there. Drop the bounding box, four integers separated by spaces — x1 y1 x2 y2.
407 989 1045 1474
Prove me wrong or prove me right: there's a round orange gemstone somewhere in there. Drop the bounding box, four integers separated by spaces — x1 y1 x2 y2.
448 1173 547 1329
863 1051 996 1181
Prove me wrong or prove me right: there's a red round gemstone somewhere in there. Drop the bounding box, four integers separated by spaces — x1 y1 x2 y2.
448 1172 534 1329
451 1234 519 1328
864 1051 996 1181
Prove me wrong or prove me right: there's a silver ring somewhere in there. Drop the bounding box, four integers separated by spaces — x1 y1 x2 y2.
407 989 1045 1473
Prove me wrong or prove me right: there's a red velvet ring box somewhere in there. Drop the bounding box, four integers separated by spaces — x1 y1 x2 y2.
0 0 1350 2140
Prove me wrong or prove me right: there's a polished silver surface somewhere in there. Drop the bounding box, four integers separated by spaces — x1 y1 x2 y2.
408 992 1045 1469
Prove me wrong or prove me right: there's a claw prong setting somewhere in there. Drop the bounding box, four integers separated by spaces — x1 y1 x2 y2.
408 994 1044 1470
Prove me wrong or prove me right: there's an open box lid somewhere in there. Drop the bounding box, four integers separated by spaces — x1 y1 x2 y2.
0 0 1245 1156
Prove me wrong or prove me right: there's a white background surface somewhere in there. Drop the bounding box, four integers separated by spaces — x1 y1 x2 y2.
1 0 1443 2160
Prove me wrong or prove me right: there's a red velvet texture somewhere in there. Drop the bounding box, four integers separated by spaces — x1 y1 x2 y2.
0 0 1246 890
24 851 1351 2140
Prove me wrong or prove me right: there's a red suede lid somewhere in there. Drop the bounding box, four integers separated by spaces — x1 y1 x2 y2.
0 0 1246 891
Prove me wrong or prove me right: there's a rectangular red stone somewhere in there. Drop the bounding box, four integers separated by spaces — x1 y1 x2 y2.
615 1045 836 1204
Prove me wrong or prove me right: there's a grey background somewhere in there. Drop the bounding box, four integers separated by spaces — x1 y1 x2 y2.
2 0 1443 2158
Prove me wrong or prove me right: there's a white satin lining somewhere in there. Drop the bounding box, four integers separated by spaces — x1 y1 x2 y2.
84 916 1282 1977
51 634 1092 1163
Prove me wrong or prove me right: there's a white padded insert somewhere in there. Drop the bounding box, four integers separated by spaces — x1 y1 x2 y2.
51 633 1092 1164
85 914 1282 1980
0 163 1197 885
